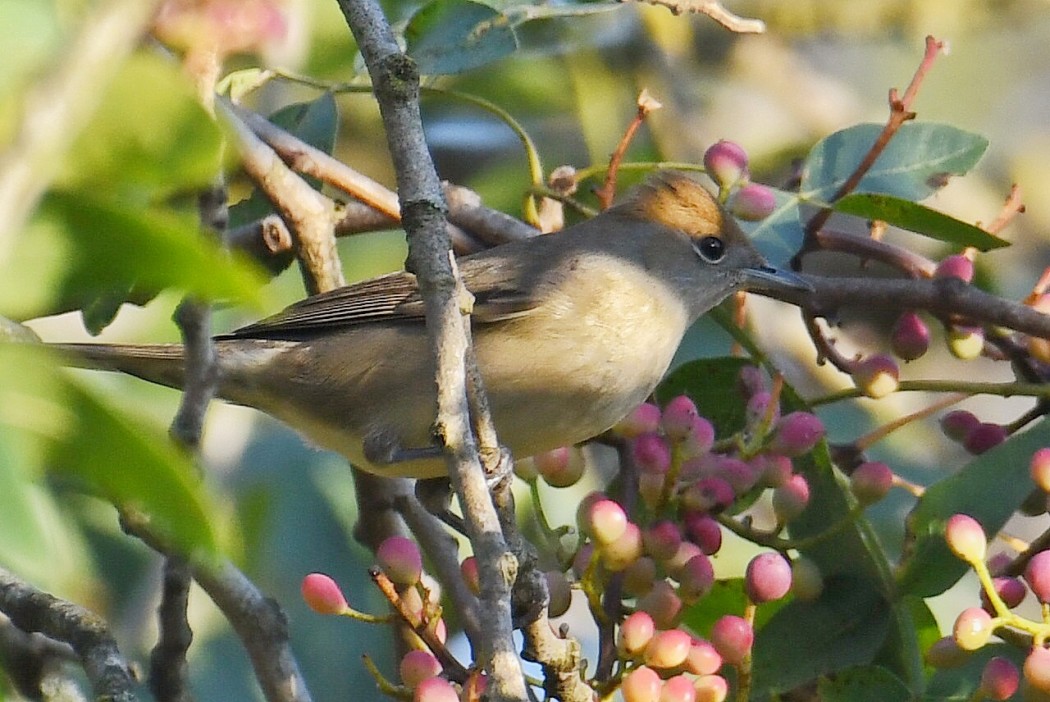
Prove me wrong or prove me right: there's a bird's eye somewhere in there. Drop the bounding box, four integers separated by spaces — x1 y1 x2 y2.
695 236 726 263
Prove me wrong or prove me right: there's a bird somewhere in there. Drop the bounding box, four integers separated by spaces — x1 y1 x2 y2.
52 171 807 479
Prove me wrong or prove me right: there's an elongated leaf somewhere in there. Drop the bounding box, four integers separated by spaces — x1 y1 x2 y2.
833 193 1009 251
897 419 1050 597
406 0 518 75
801 123 988 203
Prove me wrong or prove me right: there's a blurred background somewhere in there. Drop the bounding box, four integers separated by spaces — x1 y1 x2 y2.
4 0 1050 699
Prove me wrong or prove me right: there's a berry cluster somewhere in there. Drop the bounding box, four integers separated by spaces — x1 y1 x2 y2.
702 141 776 221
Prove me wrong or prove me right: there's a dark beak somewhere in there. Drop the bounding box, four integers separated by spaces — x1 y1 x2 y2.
741 265 813 295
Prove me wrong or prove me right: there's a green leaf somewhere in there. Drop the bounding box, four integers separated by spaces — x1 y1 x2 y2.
406 0 518 75
800 122 988 204
751 576 891 696
656 357 753 437
817 665 912 702
897 419 1050 597
833 193 1009 251
739 187 806 267
59 51 223 197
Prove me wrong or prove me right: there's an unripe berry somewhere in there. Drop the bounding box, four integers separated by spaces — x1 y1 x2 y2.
660 674 697 702
535 446 584 488
703 140 748 187
546 571 572 618
940 410 980 443
677 554 716 604
1032 448 1050 493
935 254 975 282
400 650 443 688
745 391 780 429
772 474 810 523
617 611 656 657
684 638 722 676
583 498 629 545
751 454 793 489
600 522 643 572
925 636 969 669
729 183 776 221
790 556 823 601
681 477 735 513
413 676 458 702
513 455 539 481
616 403 662 438
665 541 704 579
768 412 825 457
851 354 900 399
680 417 716 458
1024 647 1050 693
460 557 480 595
850 461 893 505
744 552 792 603
948 326 984 360
980 656 1020 700
716 457 758 496
952 607 993 651
710 615 753 666
623 556 658 597
944 514 987 564
634 433 672 474
964 423 1007 455
301 573 348 615
643 521 683 562
1024 550 1050 604
622 665 662 702
377 536 423 587
644 629 693 669
662 395 700 442
637 580 684 629
693 675 728 702
891 311 930 361
683 513 723 555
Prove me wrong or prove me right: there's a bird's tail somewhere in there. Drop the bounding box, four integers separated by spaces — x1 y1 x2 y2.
51 343 187 391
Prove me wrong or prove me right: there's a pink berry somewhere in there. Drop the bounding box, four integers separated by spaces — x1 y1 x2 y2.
680 417 716 458
944 514 987 564
952 607 993 651
772 474 810 524
1032 448 1050 492
584 498 629 545
677 554 716 604
623 557 658 597
980 656 1019 700
851 354 900 399
616 403 662 438
660 674 697 702
981 576 1027 612
400 650 443 688
1024 550 1050 604
729 183 776 221
414 676 457 702
710 615 753 666
1024 647 1050 693
513 455 539 481
940 410 980 443
546 571 572 618
535 446 584 488
891 311 930 361
768 412 825 457
964 423 1007 455
850 461 893 505
744 552 792 603
643 520 683 562
716 457 758 496
377 536 423 587
684 638 722 675
681 477 735 513
600 522 643 572
745 391 780 429
948 326 984 360
637 580 684 629
693 675 728 702
684 513 723 555
300 573 348 615
644 629 693 669
935 254 974 283
662 395 700 442
618 611 657 657
634 433 672 474
925 636 969 669
751 454 793 489
665 541 704 578
790 556 823 601
703 140 748 187
622 666 662 702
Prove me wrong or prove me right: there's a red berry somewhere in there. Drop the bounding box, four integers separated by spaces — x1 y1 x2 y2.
622 666 662 702
703 140 748 187
944 514 987 564
952 607 993 651
710 615 753 666
616 403 662 438
300 573 348 615
964 423 1007 455
1024 550 1050 604
744 552 792 603
768 412 825 457
662 395 700 442
643 520 683 562
935 254 974 283
940 410 980 443
644 629 693 669
980 656 1019 700
618 611 656 657
1032 448 1050 492
729 183 776 221
850 461 893 505
684 513 723 555
634 433 672 474
891 311 930 361
400 650 443 689
377 536 423 587
851 354 900 399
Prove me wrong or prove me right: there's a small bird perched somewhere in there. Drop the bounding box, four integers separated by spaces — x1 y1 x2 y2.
54 171 807 478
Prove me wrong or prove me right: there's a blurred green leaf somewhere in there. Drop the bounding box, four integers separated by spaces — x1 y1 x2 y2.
816 665 911 702
833 193 1009 251
406 0 518 75
59 51 223 197
897 419 1050 597
800 122 988 204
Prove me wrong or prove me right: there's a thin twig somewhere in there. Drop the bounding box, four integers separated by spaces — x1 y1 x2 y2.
594 90 662 210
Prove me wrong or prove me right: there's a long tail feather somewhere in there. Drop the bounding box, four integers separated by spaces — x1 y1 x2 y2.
51 343 187 391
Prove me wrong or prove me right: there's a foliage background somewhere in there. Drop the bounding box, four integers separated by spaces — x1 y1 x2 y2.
3 0 1050 699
